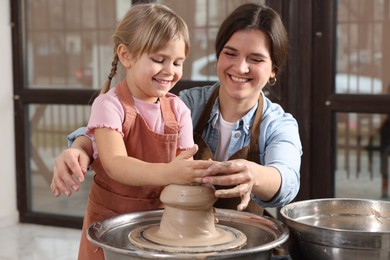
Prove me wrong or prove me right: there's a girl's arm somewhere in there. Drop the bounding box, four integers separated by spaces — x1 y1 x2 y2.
95 128 214 186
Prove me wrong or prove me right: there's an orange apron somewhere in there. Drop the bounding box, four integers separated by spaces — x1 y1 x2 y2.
193 86 264 214
78 81 179 259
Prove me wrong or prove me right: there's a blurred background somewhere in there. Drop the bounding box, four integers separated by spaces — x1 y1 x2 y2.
2 0 390 229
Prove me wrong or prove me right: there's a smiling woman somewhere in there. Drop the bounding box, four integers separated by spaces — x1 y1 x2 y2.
216 29 276 122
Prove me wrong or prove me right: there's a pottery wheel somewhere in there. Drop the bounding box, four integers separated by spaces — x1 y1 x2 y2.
128 184 247 253
129 223 247 253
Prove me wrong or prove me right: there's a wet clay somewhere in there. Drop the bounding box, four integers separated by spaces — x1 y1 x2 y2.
129 184 247 253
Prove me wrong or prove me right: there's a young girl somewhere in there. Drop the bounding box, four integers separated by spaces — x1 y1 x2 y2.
78 4 214 259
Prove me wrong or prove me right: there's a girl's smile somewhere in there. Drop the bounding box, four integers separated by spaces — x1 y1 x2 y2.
125 38 186 103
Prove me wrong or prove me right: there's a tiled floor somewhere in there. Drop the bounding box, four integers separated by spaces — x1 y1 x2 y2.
0 223 81 260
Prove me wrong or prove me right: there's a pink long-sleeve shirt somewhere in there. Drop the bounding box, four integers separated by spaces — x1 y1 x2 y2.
86 87 194 159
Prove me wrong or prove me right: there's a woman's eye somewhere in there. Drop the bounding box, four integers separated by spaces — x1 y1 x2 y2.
223 51 236 56
251 59 263 63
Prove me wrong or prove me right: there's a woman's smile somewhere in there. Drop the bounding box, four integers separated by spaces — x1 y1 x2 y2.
229 74 251 83
217 29 274 103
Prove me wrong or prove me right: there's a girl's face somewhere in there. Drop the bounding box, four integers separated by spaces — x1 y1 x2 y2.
126 38 185 103
216 29 275 104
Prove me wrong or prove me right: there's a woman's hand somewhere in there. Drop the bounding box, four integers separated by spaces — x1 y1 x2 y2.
51 148 90 197
202 159 281 211
202 160 255 210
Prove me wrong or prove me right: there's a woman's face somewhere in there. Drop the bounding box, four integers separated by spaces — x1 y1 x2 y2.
126 38 185 103
216 29 275 103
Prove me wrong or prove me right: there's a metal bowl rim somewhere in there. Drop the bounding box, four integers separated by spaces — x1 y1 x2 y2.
280 198 390 234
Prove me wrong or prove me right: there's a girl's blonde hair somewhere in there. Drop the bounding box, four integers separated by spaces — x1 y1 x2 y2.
101 3 190 94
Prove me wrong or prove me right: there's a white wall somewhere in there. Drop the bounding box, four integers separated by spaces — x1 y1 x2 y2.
0 0 19 227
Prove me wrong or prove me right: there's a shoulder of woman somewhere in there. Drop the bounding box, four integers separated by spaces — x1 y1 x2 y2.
262 95 298 124
165 93 190 112
178 83 218 103
262 95 284 114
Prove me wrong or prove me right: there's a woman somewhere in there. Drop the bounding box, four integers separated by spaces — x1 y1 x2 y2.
51 3 302 212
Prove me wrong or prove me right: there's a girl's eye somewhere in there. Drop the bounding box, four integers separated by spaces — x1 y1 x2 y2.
152 58 163 63
174 62 183 67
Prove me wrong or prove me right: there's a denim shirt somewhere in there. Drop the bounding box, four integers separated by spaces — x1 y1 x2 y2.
179 82 302 208
68 82 302 208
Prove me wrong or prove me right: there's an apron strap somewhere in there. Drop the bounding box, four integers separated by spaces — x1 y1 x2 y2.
160 96 179 133
116 81 179 136
194 86 220 134
116 80 137 138
248 93 263 163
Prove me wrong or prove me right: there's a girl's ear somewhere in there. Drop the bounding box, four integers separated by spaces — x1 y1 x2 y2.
117 44 132 68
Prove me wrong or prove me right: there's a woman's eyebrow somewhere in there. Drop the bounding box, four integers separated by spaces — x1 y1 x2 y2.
223 45 270 59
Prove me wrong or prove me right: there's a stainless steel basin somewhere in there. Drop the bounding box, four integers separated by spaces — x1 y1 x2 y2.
88 208 289 259
280 198 390 260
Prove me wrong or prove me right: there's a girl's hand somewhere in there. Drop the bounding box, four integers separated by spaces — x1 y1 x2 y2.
167 145 217 185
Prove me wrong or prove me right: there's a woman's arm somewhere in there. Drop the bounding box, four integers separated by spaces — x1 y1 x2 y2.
202 114 302 210
51 135 93 197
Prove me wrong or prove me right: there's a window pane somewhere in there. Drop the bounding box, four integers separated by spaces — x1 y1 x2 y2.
335 112 390 199
25 0 127 90
28 104 92 216
335 0 390 95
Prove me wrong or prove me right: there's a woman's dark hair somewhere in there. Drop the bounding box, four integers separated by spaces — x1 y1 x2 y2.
215 3 288 75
